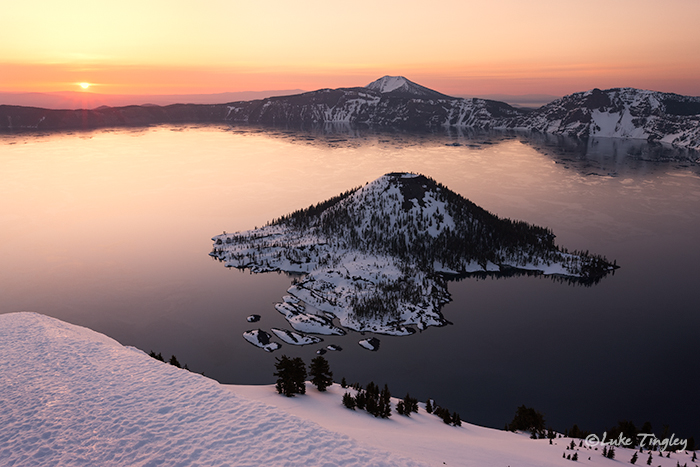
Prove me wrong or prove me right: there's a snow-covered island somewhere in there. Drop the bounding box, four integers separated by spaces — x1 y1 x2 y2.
211 173 616 336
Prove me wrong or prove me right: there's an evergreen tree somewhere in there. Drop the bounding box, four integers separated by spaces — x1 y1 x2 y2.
425 399 433 414
309 356 333 392
149 351 164 362
398 393 418 416
607 446 615 459
572 452 578 461
169 355 181 368
274 355 307 397
647 451 653 465
340 377 347 388
342 392 356 410
396 400 406 415
380 384 392 418
290 357 307 394
508 405 545 437
355 389 367 410
631 451 638 464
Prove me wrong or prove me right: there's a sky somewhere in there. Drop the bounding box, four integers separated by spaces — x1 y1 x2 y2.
2 0 700 97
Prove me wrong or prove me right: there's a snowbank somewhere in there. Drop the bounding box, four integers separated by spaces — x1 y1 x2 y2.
2 312 695 467
0 312 422 466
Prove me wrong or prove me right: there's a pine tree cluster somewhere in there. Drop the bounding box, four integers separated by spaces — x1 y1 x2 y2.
396 393 419 416
342 382 392 418
507 405 546 438
433 405 462 427
274 355 335 397
148 350 190 371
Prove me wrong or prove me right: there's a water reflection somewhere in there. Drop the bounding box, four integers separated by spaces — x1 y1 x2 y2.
1 124 698 438
219 122 700 177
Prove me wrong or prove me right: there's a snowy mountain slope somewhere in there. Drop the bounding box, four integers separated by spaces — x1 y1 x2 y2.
223 80 700 150
0 313 694 467
230 383 698 467
519 87 700 149
223 78 524 131
3 313 695 467
0 312 425 467
211 173 615 335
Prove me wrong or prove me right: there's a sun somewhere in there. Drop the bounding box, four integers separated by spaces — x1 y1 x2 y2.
79 82 91 90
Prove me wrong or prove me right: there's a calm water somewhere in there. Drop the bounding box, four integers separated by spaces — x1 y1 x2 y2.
1 125 699 438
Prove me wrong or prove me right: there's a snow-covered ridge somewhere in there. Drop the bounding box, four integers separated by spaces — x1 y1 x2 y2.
5 77 697 150
518 87 700 149
211 173 615 336
0 312 423 466
224 80 700 150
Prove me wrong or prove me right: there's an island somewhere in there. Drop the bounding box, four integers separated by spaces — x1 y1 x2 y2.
211 173 617 336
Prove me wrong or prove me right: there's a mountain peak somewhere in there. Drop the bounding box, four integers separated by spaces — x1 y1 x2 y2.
366 76 412 93
365 76 453 99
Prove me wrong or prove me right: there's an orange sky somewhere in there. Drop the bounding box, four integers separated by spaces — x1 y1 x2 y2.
2 0 699 97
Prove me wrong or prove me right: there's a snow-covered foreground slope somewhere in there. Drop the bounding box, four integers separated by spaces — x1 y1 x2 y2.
231 383 699 467
0 312 423 466
229 383 695 467
1 313 696 466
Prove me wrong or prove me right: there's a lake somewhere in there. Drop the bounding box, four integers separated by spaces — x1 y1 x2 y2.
1 124 698 438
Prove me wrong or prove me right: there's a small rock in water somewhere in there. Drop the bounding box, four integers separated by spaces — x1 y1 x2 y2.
326 344 342 352
358 337 380 351
271 328 323 346
242 329 281 352
246 314 261 323
316 348 327 355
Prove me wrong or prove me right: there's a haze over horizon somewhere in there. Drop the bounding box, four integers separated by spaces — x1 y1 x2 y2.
2 0 699 101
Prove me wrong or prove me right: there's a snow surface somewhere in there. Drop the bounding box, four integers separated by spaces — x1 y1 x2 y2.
0 312 422 466
2 312 696 467
228 384 698 467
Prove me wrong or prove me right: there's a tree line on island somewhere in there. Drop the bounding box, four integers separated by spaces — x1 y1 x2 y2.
218 173 616 288
271 174 614 281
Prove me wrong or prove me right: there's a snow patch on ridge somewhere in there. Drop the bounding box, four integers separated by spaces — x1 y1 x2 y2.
366 76 411 93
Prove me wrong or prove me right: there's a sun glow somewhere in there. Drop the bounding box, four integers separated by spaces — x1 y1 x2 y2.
79 82 90 90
